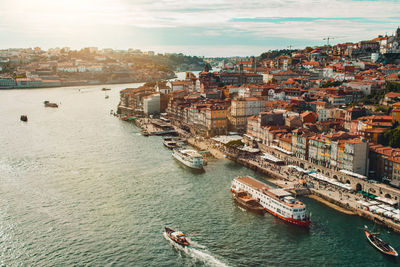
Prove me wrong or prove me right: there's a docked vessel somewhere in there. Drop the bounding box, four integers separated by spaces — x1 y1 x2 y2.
101 87 111 91
231 176 310 227
165 227 190 246
364 226 398 257
44 101 58 108
232 190 265 214
20 115 28 122
172 148 204 170
163 138 178 149
141 129 150 136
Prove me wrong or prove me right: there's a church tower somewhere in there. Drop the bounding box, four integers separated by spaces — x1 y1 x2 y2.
203 62 210 73
396 27 400 40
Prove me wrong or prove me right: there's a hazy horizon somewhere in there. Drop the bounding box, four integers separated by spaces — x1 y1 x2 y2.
1 0 400 57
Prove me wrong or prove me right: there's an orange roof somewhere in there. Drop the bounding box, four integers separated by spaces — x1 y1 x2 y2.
386 92 400 98
244 97 262 101
301 110 317 118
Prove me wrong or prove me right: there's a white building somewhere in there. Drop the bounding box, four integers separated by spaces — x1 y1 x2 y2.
318 108 335 121
342 139 369 176
143 94 161 115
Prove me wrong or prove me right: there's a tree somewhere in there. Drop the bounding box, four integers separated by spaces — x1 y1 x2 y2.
384 128 400 148
321 80 343 88
225 139 243 148
386 81 400 92
375 105 392 115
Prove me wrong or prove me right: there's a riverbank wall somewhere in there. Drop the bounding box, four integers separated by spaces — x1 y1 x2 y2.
310 189 400 233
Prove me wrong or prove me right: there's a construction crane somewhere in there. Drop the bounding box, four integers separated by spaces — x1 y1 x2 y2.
323 37 335 46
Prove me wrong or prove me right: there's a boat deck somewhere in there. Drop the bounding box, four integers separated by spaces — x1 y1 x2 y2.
180 149 202 158
235 176 305 208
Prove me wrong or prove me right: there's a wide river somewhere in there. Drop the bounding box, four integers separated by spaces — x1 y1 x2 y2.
1 81 400 266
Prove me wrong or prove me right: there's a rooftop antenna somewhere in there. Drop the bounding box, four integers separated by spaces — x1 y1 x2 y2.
287 45 293 50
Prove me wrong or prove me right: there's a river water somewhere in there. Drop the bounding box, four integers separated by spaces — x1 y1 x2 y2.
1 82 400 266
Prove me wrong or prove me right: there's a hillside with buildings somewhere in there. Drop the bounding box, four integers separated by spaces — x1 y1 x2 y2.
0 47 203 89
118 27 400 191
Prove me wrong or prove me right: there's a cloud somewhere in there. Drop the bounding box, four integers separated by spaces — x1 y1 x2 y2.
1 0 400 56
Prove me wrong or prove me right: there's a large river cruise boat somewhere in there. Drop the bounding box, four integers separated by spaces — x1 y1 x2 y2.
231 176 310 228
172 148 204 170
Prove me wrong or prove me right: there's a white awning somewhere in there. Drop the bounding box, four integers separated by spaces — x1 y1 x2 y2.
376 208 386 214
243 134 255 140
339 169 367 180
369 205 378 212
383 210 393 217
357 200 371 207
212 135 243 144
239 146 260 153
271 145 293 155
261 153 283 163
309 172 352 190
375 196 397 206
287 165 308 173
393 214 400 220
378 204 390 210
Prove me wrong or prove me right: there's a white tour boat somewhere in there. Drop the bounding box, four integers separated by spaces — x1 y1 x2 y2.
172 148 204 170
231 176 310 227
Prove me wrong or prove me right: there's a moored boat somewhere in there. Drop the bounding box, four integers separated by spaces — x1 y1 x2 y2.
163 138 178 149
164 227 190 246
20 115 28 122
101 87 111 91
44 101 58 108
233 190 265 214
231 176 310 228
141 129 150 136
364 226 398 257
172 148 204 170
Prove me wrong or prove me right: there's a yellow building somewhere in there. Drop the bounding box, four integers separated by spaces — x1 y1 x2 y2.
392 102 400 123
278 134 292 153
206 105 228 136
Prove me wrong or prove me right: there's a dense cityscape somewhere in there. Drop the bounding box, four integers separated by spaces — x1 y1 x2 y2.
0 48 203 88
3 0 400 265
117 27 400 233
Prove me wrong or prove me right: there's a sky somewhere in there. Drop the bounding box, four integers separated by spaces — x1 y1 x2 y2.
1 0 400 57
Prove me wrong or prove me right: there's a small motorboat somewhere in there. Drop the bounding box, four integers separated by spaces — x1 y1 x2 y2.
105 95 109 99
101 87 111 91
233 191 265 214
165 227 190 246
44 101 58 108
141 129 150 136
163 138 178 149
20 115 28 122
364 226 398 257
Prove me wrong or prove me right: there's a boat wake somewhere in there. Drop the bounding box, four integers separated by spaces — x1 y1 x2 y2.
186 238 206 249
163 232 229 267
237 206 246 212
